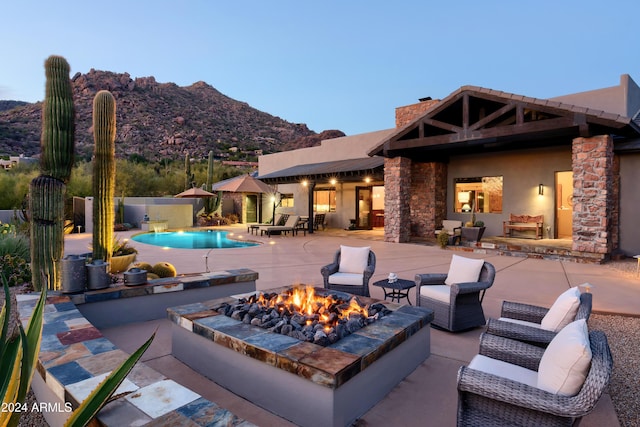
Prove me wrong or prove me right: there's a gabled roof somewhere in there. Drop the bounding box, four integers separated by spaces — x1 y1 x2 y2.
258 157 384 184
369 85 640 159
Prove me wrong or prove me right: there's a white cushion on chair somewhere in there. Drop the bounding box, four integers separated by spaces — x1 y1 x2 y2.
328 272 363 286
339 246 370 274
540 287 581 332
419 285 451 303
537 319 592 396
468 355 538 388
498 318 542 329
444 255 485 286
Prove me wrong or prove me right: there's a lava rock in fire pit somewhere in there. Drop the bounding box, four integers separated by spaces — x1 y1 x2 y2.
214 287 392 347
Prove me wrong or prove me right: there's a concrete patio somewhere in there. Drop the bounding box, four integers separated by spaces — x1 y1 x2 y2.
63 225 640 426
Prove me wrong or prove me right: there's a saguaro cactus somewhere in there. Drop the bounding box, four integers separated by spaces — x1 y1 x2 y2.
184 152 194 190
92 90 117 263
203 150 222 214
29 55 75 291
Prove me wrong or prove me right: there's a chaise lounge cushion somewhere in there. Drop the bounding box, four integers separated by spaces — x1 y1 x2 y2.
444 255 485 286
537 319 592 396
540 287 581 331
339 245 371 274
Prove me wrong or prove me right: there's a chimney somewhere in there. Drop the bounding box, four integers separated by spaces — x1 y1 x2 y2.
395 97 439 128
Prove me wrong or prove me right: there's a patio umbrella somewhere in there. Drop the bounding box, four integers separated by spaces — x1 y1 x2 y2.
211 174 274 193
174 187 216 198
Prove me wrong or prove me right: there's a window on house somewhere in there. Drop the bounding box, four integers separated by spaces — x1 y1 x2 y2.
280 194 294 208
313 188 336 212
454 176 503 213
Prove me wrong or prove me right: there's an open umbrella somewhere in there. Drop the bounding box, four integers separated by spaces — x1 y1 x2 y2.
212 174 274 193
174 187 216 198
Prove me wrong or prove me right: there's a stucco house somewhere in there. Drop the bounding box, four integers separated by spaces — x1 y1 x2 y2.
258 74 640 261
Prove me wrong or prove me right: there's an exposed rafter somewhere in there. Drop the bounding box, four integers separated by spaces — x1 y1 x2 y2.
368 86 639 158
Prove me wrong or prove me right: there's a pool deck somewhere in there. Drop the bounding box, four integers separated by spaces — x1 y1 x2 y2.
61 225 640 426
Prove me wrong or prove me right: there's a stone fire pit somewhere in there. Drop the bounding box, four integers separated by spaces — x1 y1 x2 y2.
168 285 433 427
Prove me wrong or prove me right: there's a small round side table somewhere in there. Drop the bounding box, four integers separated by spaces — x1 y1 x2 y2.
373 278 416 305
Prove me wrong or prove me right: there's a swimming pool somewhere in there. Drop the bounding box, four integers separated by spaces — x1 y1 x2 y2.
131 230 259 249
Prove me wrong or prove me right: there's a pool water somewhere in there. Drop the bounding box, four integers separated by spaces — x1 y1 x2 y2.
131 230 259 249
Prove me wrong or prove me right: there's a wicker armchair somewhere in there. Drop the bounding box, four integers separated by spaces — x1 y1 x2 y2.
457 331 613 426
486 292 592 347
415 261 495 331
320 247 376 297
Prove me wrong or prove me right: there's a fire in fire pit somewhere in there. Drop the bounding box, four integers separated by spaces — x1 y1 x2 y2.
215 286 390 346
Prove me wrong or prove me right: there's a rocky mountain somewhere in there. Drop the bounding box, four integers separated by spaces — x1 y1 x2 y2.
0 70 344 161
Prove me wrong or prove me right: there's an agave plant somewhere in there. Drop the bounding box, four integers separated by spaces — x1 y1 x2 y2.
0 271 154 427
0 273 46 427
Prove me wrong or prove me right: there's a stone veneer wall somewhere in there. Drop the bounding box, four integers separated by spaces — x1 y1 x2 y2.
385 157 412 242
572 135 618 254
409 162 447 238
395 99 440 128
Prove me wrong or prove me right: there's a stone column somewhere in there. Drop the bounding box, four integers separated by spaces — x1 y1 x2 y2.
384 157 412 242
572 135 617 254
410 162 447 238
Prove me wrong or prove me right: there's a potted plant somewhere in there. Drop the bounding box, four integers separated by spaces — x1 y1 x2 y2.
462 220 486 242
110 236 138 273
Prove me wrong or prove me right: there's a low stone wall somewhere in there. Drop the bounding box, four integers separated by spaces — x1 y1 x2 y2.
19 269 258 426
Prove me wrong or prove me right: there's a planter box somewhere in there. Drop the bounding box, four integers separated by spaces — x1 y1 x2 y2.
110 253 137 273
461 226 486 242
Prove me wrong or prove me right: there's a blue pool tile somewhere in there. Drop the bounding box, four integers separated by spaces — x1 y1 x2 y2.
244 332 299 352
195 314 240 330
176 397 219 417
329 333 383 356
53 301 77 312
47 361 92 385
396 305 434 322
170 302 210 315
44 309 83 324
216 323 267 340
40 334 66 352
84 290 122 303
177 397 255 426
43 321 70 335
375 312 421 329
83 337 117 355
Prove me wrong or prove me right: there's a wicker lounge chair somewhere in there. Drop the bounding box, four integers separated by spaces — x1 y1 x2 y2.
457 329 613 426
486 290 592 347
320 246 376 297
415 256 495 331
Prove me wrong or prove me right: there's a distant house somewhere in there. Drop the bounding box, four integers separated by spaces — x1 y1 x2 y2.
0 155 38 170
258 74 640 261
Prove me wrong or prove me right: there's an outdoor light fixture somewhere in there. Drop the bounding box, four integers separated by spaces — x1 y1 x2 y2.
364 177 371 183
330 178 337 185
538 183 544 196
302 180 308 187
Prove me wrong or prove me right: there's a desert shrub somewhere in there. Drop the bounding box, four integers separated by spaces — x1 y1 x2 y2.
0 254 31 287
225 213 239 224
0 232 30 261
437 231 450 249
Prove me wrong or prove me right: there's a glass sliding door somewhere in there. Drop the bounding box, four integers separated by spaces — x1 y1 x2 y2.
356 187 372 229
